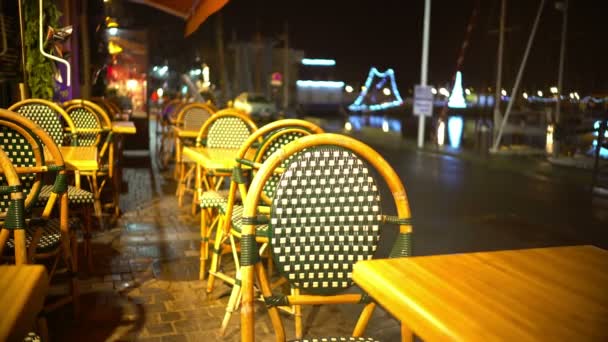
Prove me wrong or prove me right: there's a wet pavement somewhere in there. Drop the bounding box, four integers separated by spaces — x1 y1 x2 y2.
46 116 607 341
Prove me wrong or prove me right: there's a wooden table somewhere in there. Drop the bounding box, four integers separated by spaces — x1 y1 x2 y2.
58 146 99 171
182 147 244 170
0 265 49 341
111 121 137 134
352 245 608 341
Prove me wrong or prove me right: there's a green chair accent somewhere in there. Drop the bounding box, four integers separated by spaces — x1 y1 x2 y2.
240 133 413 342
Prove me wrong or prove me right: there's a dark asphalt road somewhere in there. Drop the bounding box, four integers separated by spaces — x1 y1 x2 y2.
342 129 608 257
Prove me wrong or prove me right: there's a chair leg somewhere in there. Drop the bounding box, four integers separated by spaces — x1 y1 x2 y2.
13 229 27 265
206 216 226 293
191 165 201 215
353 302 377 337
90 174 105 230
199 208 210 280
220 269 242 336
177 163 191 207
293 288 303 339
62 194 80 315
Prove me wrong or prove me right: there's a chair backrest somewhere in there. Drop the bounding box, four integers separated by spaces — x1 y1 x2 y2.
63 99 111 146
64 99 113 129
0 109 66 214
0 146 28 264
253 123 324 203
240 133 413 341
221 120 324 238
176 102 216 131
8 99 78 147
196 109 257 149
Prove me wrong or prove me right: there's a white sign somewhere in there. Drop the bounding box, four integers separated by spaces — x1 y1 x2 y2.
413 85 434 116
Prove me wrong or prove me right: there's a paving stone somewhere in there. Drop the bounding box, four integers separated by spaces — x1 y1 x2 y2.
135 337 161 342
172 319 200 333
160 334 188 342
144 302 168 313
146 322 175 336
160 312 182 322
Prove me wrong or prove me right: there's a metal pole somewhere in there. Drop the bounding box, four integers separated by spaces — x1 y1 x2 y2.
493 0 506 140
553 0 568 157
491 0 545 152
418 0 431 148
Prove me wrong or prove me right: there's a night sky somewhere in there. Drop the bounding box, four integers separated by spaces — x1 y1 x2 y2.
128 0 608 94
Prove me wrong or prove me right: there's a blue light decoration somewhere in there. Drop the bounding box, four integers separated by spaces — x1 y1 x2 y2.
296 80 345 88
301 58 336 66
448 116 464 149
590 120 608 158
348 67 404 112
448 71 467 108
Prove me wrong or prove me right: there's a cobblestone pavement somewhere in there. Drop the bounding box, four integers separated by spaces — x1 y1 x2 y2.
47 147 401 341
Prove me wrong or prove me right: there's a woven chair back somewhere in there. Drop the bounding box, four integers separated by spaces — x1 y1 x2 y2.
0 110 65 212
8 99 77 147
270 146 382 294
198 110 257 149
176 102 215 131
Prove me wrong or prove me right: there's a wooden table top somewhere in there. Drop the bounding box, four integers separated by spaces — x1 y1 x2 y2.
182 146 244 170
0 265 49 341
352 245 608 341
111 121 137 134
45 146 99 171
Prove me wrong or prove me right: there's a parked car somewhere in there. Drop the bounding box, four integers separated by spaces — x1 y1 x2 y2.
233 92 276 121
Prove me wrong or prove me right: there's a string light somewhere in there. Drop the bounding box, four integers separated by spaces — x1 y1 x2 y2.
296 80 345 88
348 67 404 112
301 58 336 66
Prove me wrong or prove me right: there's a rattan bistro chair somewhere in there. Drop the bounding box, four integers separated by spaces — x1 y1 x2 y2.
213 120 325 336
156 98 185 170
63 99 116 265
0 110 79 315
202 119 324 286
178 109 257 209
240 133 413 342
173 102 216 181
63 99 115 211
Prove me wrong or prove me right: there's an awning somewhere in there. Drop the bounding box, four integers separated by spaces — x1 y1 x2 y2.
130 0 229 36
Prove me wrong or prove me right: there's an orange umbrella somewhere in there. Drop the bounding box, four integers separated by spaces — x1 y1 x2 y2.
130 0 229 36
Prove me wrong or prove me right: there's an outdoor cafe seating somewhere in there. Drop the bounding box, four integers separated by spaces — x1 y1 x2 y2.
0 110 77 340
237 133 412 341
205 119 325 336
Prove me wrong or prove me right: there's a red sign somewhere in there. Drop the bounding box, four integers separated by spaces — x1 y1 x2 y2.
271 72 282 86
